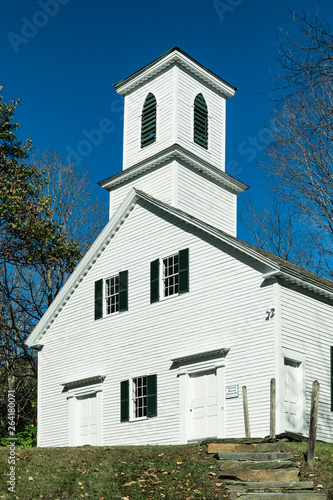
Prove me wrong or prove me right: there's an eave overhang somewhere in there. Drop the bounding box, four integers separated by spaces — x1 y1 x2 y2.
98 144 249 195
262 269 333 300
114 47 237 99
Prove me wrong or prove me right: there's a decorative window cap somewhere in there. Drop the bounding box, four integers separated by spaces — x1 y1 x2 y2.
61 375 106 389
171 348 229 365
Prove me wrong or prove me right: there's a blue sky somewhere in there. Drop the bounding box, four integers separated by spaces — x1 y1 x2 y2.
1 0 333 239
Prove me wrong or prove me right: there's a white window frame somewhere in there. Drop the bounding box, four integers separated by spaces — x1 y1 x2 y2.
130 376 148 421
161 253 179 299
104 274 119 316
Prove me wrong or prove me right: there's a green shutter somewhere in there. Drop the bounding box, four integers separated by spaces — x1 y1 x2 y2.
194 93 208 149
178 248 189 294
141 93 156 148
94 279 103 320
120 380 129 422
147 374 157 417
331 347 333 411
150 259 160 303
119 270 128 312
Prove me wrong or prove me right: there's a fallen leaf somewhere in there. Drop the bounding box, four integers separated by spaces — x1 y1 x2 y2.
176 461 183 465
158 453 164 457
209 472 216 476
123 481 136 487
216 482 223 487
28 476 34 481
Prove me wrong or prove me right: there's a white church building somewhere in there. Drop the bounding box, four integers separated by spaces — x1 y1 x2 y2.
26 47 333 446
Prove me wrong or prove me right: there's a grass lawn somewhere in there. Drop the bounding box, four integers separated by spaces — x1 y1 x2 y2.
0 444 227 500
1 441 333 500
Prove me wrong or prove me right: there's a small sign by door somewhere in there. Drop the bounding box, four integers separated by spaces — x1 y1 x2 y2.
226 385 239 399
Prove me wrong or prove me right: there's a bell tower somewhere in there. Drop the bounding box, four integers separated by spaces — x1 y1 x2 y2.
99 47 248 237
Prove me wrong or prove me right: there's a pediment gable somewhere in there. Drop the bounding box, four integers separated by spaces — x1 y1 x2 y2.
26 188 333 348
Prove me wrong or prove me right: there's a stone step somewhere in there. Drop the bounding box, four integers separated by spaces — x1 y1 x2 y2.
216 451 293 461
225 481 315 492
219 460 298 470
228 493 327 499
219 467 300 482
208 442 287 453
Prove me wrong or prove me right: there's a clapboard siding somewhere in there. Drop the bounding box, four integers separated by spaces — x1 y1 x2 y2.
121 65 226 172
123 67 174 169
177 66 225 170
38 202 275 446
109 163 174 217
280 285 333 442
177 162 236 234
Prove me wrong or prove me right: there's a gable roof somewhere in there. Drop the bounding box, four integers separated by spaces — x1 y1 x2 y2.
26 188 333 349
114 47 237 99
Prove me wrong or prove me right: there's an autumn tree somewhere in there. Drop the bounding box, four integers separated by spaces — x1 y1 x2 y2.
0 90 107 434
243 9 333 278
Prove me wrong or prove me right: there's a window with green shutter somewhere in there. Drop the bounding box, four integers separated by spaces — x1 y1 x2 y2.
150 249 189 302
194 93 208 149
121 375 157 421
141 93 156 148
95 271 128 319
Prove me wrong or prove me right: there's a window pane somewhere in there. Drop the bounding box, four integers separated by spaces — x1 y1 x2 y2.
163 254 179 297
105 275 119 315
132 376 147 418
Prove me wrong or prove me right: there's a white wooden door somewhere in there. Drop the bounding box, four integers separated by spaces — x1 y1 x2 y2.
77 394 98 446
188 370 218 440
284 358 303 433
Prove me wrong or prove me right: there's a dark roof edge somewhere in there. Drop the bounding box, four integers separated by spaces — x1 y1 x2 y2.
136 189 333 295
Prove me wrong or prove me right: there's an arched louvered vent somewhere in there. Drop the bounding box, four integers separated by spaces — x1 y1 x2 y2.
141 93 156 148
193 93 208 149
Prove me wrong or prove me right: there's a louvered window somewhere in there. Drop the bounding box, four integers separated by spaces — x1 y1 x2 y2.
141 93 156 148
193 93 208 149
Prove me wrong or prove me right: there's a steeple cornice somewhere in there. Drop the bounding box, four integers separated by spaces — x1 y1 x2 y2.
98 144 248 194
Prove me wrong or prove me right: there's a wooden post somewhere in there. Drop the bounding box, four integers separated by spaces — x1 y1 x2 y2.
270 378 276 439
307 380 320 467
242 386 251 438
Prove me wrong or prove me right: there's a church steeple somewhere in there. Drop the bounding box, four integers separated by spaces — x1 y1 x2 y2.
99 48 248 237
114 47 237 172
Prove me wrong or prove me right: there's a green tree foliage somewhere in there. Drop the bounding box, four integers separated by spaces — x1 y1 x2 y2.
0 87 80 270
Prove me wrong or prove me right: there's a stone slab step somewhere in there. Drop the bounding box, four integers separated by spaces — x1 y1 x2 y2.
205 437 272 445
219 468 300 482
228 494 327 499
208 443 287 453
217 451 293 461
225 481 315 492
219 460 298 470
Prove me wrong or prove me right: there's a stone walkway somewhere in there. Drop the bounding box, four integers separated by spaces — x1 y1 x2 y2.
207 440 327 499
